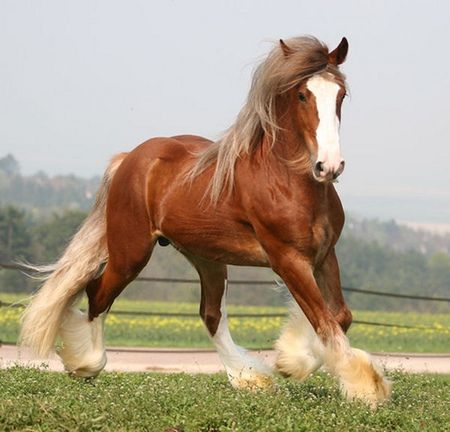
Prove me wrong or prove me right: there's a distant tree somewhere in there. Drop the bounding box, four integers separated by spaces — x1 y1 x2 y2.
428 252 450 297
0 205 33 292
31 210 87 263
0 154 20 177
0 206 32 262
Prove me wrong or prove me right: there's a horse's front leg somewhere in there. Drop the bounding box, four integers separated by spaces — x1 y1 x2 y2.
265 244 391 406
315 248 352 332
275 248 352 381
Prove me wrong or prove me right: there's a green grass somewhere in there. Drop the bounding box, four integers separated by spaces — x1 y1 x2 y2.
1 292 449 353
0 367 449 431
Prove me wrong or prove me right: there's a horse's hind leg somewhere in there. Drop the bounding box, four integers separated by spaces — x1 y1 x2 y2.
59 194 156 378
58 309 108 378
187 255 273 390
87 186 157 319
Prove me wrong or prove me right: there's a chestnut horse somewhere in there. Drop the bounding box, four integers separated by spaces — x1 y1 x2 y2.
21 36 391 406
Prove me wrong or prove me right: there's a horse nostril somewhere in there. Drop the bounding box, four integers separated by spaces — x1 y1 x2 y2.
315 161 324 174
333 161 346 180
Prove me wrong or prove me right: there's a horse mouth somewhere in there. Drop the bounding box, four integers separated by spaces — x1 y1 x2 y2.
312 170 337 183
312 161 345 183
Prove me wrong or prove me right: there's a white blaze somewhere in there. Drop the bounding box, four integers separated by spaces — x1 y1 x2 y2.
306 75 342 175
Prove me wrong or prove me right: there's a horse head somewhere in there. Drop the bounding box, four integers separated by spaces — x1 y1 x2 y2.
280 37 349 182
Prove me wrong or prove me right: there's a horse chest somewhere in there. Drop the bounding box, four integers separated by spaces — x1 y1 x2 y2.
295 188 343 264
310 219 335 264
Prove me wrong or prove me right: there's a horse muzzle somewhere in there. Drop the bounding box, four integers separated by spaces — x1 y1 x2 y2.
313 160 345 182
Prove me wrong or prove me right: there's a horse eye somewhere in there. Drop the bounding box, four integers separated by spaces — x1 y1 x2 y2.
298 92 307 103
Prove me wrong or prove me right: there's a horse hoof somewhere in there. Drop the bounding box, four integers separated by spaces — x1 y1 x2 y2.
338 348 392 408
68 367 103 379
59 348 107 379
229 372 275 391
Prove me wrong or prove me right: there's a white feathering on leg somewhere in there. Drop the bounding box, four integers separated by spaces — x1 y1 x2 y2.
275 300 325 380
273 292 391 406
322 335 392 407
210 284 273 390
58 308 107 378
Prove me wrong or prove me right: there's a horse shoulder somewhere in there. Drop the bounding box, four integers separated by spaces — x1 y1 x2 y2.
240 173 344 263
241 177 315 242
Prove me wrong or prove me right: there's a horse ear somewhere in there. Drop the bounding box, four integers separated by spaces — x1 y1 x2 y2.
280 39 294 58
328 37 349 66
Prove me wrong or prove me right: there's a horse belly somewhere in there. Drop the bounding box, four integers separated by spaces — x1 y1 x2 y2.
159 213 269 266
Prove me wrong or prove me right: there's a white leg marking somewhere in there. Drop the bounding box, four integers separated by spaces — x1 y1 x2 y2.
58 307 107 378
210 281 273 390
276 300 391 406
275 300 325 380
323 334 392 407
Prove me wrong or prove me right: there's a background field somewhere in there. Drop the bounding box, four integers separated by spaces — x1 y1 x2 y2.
2 187 450 314
1 293 449 353
1 367 449 432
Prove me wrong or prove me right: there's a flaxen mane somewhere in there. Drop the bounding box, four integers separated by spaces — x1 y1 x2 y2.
187 36 346 203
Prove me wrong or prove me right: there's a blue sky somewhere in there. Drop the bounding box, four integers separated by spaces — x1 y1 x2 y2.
1 1 449 223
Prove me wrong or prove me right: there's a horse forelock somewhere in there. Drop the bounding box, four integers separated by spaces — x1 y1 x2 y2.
187 36 347 204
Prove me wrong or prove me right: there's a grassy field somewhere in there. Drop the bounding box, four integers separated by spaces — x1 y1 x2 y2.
1 367 449 431
1 292 449 353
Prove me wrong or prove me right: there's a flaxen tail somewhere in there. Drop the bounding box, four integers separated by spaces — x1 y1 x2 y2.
20 153 127 357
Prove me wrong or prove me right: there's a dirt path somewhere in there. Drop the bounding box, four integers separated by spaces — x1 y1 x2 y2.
1 344 449 374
